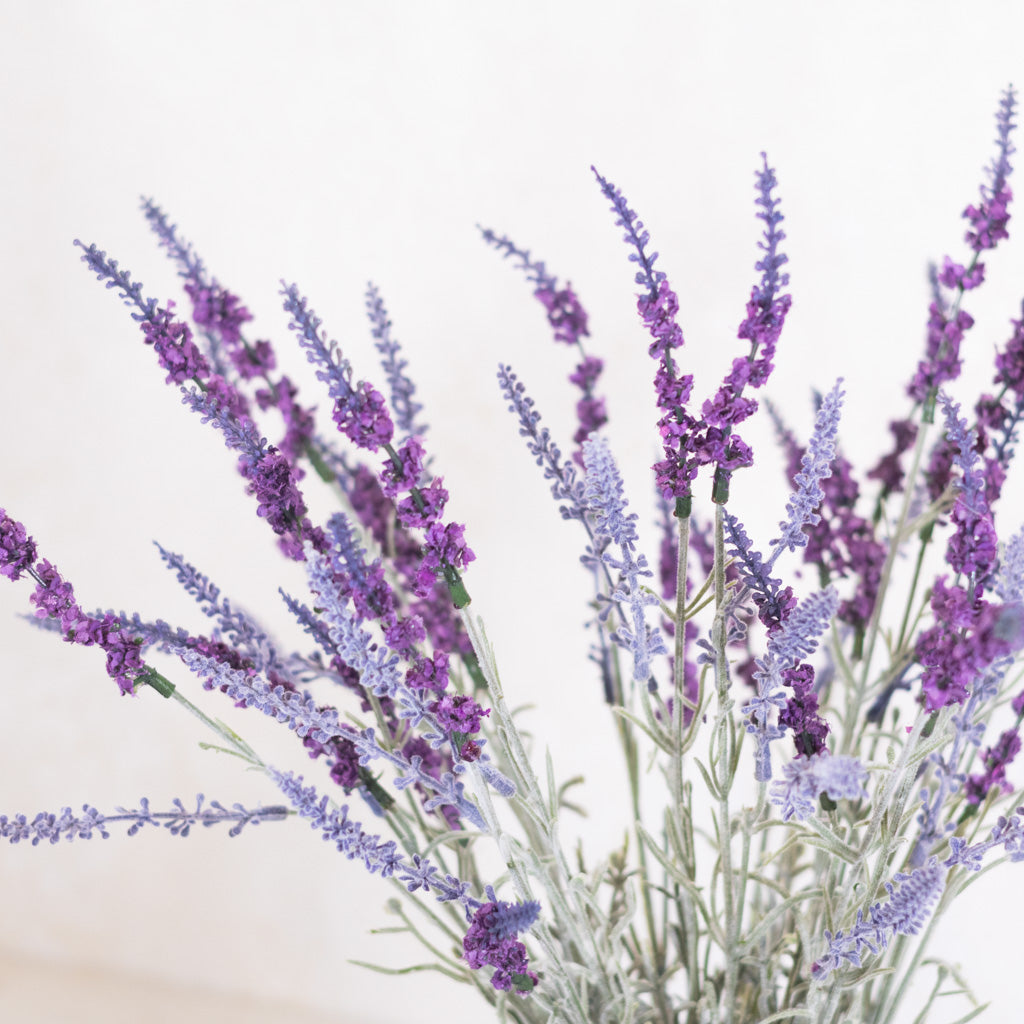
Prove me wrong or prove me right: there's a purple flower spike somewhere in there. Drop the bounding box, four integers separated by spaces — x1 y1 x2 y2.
908 304 974 404
75 241 214 388
772 380 844 560
939 392 998 589
583 436 666 685
0 796 287 845
481 226 592 349
0 509 36 581
497 364 587 521
778 663 831 758
140 197 208 286
2 516 149 696
185 282 253 348
141 303 211 384
963 86 1017 252
270 768 480 909
180 387 326 560
478 226 591 348
743 587 838 782
365 283 427 439
749 152 791 311
723 513 796 633
965 727 1022 804
591 167 666 297
463 895 540 995
73 240 160 323
811 859 945 979
592 167 700 509
281 283 395 452
480 229 605 457
701 153 791 500
380 437 426 499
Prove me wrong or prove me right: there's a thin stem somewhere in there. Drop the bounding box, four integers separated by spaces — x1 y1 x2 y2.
712 504 738 1024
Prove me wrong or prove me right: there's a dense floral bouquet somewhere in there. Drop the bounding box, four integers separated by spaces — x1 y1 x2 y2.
2 86 1023 1024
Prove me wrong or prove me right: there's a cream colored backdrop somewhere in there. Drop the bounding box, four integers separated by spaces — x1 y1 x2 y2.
2 2 1023 1022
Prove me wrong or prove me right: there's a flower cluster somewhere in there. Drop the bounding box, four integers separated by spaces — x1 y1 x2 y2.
462 893 540 994
10 86 1024 1024
1 509 147 695
594 155 789 508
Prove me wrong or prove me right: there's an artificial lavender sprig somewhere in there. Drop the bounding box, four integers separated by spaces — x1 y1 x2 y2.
770 380 844 563
463 889 541 994
141 199 254 354
179 386 327 559
939 392 997 592
282 282 394 452
75 241 217 388
591 167 666 296
744 586 839 781
592 166 697 515
477 227 589 345
73 240 160 322
963 85 1017 253
171 645 346 743
142 199 331 482
722 512 796 634
269 767 476 903
0 509 151 696
480 229 606 456
365 283 427 440
811 859 945 980
282 284 475 607
302 548 407 701
269 768 537 995
180 384 266 463
154 543 287 673
907 88 1017 422
701 153 792 502
497 364 587 521
582 435 667 686
140 197 209 287
0 796 288 845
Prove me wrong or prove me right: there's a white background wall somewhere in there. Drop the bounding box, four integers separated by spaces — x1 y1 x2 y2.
2 2 1024 1021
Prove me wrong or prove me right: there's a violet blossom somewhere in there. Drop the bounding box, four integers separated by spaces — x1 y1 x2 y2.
480 227 606 457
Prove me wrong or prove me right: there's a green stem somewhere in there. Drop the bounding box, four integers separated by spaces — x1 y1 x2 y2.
712 504 738 1024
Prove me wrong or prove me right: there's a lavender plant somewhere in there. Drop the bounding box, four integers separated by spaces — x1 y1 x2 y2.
4 87 1024 1024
